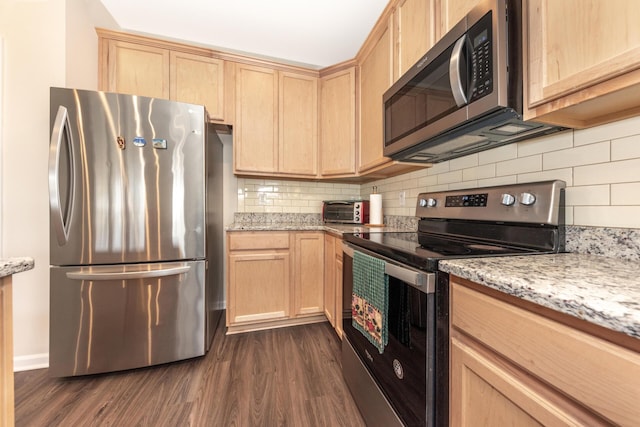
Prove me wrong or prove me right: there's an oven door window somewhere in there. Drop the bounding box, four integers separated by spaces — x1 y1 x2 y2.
345 273 431 427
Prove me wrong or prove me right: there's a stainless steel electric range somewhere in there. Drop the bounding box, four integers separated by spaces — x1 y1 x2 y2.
341 180 566 427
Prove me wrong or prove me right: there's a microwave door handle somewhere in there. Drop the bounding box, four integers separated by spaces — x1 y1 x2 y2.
449 35 469 107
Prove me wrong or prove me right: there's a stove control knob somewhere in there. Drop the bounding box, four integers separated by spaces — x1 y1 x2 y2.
419 198 437 208
520 192 536 206
500 193 516 206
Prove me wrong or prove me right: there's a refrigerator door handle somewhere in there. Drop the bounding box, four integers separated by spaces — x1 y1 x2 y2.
49 105 75 245
66 266 191 281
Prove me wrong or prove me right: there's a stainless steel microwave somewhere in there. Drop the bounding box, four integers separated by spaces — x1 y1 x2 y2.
383 0 567 163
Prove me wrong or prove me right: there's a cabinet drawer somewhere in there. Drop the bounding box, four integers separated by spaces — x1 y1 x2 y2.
451 281 640 426
228 232 290 251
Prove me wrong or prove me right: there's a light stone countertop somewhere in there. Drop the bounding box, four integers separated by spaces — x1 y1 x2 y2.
0 257 35 278
439 253 640 339
226 223 411 234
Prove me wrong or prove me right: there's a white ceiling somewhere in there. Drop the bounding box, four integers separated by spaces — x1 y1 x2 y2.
99 0 390 69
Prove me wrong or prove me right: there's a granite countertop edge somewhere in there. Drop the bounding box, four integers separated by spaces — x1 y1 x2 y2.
226 223 413 234
0 257 35 278
439 253 640 340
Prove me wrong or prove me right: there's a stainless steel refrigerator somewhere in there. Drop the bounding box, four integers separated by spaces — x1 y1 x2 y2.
48 87 223 377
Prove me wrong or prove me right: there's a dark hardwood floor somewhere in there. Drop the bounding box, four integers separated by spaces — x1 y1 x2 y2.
14 321 366 426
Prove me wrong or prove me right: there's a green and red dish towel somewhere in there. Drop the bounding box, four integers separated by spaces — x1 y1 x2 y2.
352 251 389 354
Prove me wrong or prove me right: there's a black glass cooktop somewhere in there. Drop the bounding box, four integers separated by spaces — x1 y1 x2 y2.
343 232 540 271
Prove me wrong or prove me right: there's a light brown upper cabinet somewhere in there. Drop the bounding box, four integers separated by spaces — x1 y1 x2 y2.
393 0 436 81
524 0 640 128
279 72 318 176
358 19 394 173
170 51 225 121
319 66 357 176
98 29 228 123
104 40 170 100
234 64 279 174
435 0 483 41
234 63 319 177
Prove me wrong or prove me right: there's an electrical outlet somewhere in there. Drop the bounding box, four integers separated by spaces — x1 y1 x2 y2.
399 191 406 206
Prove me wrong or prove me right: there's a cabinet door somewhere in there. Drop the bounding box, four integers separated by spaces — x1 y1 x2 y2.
358 23 393 173
279 72 318 176
228 252 290 324
323 234 336 326
395 0 436 80
106 40 169 99
451 279 640 426
436 0 482 40
525 0 640 124
450 332 605 427
234 64 278 173
170 52 225 121
334 254 344 339
319 67 357 176
293 233 324 317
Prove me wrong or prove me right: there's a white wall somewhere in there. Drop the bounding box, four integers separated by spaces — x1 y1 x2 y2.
0 0 109 370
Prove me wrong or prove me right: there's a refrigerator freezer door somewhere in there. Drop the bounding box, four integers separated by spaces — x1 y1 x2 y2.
49 87 206 266
49 261 205 377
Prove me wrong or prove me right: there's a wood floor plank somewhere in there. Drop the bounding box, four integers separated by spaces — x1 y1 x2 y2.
14 321 365 427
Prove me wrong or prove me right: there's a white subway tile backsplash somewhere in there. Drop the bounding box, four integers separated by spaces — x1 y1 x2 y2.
418 174 439 187
517 168 573 186
462 164 495 181
564 206 574 226
477 175 517 187
427 161 450 175
496 155 542 176
449 181 478 190
611 183 640 205
478 143 517 165
574 206 640 228
574 115 640 146
437 170 463 185
449 154 478 171
574 158 640 186
612 134 640 161
517 131 574 156
565 185 610 206
543 141 610 170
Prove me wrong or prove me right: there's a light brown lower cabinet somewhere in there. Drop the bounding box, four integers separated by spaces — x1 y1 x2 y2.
323 233 344 338
450 276 640 426
333 238 344 339
226 231 325 333
323 234 336 327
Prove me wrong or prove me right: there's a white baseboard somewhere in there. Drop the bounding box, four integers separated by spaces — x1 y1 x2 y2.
14 353 49 372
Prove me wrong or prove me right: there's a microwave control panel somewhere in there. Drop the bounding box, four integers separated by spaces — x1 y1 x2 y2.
469 11 493 103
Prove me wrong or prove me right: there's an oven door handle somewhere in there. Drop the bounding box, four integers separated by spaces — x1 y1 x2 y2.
343 243 435 293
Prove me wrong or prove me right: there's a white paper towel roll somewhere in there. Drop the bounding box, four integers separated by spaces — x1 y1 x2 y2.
369 193 383 225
